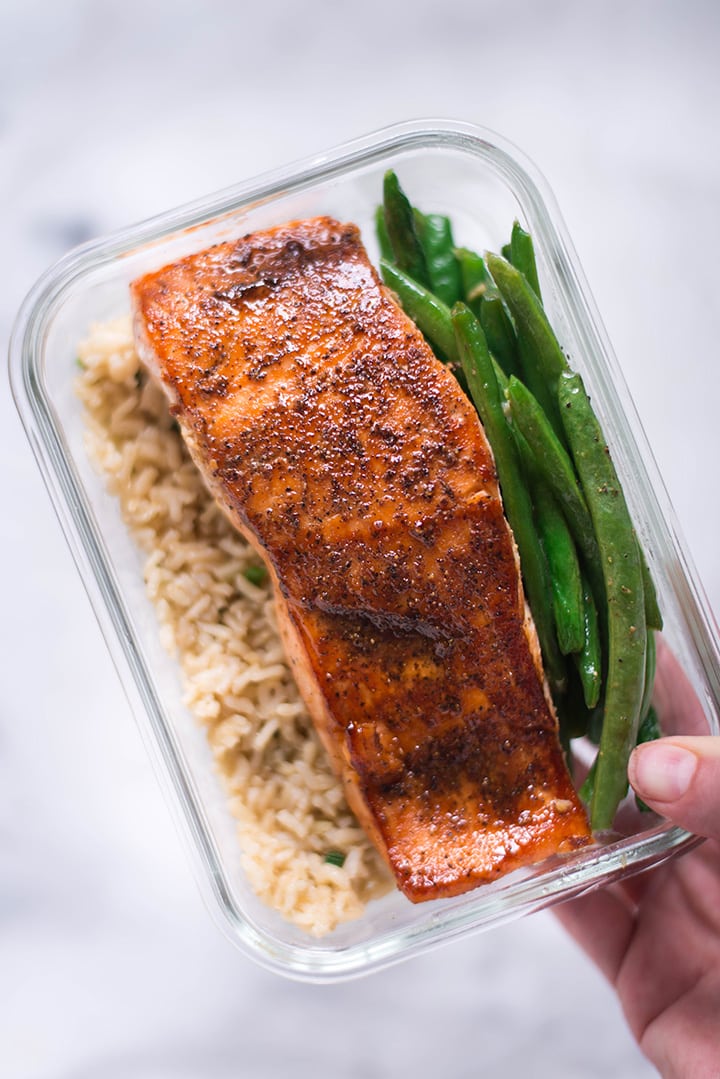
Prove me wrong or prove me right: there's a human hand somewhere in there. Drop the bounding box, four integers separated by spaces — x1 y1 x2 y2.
557 646 720 1078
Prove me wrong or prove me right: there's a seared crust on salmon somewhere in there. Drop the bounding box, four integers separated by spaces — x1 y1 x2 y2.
131 216 590 902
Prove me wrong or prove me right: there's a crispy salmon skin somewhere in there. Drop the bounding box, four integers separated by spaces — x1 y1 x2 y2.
130 216 590 902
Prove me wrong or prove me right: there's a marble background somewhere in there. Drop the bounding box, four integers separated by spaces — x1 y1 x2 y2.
2 1 719 1076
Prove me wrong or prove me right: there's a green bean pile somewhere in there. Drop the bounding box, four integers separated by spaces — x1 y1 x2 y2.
377 171 662 830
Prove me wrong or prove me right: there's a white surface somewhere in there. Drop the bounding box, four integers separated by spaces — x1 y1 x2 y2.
2 2 719 1076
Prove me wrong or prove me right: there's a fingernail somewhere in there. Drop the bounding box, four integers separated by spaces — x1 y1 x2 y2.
629 743 698 803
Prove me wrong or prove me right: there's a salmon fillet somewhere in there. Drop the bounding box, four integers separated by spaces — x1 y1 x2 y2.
131 216 590 902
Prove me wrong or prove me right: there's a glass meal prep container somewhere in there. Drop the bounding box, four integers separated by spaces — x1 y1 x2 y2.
10 118 720 982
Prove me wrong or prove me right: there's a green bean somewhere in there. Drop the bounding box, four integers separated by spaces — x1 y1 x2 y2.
511 423 584 657
452 303 565 692
509 220 542 300
640 627 656 722
556 662 595 742
578 753 598 806
455 247 491 313
490 239 661 628
415 213 462 307
380 259 457 361
587 703 604 746
638 704 661 744
533 483 584 655
382 171 429 286
480 296 523 379
455 248 522 376
559 370 647 830
501 242 512 261
486 253 568 437
379 260 516 397
641 551 663 631
374 205 393 261
505 375 604 607
573 573 602 709
588 700 661 813
491 254 661 628
491 370 587 681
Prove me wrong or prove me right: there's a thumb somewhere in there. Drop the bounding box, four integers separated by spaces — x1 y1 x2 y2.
628 736 720 842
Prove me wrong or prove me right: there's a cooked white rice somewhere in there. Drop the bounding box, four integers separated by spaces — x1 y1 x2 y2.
76 316 392 936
